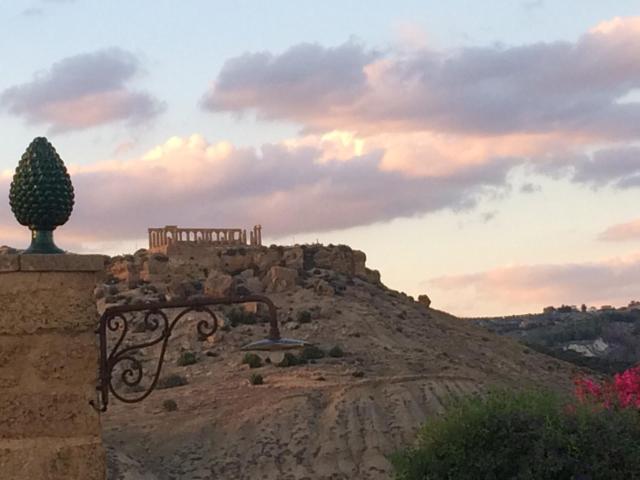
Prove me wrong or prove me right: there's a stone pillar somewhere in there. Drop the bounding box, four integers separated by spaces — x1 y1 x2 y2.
0 254 106 480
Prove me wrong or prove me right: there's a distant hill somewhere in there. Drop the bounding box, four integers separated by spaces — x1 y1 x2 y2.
469 308 640 374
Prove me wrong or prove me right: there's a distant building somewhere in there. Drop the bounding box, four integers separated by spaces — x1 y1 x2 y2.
148 225 262 251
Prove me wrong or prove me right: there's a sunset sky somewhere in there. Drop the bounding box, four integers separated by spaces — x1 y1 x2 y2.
1 0 640 316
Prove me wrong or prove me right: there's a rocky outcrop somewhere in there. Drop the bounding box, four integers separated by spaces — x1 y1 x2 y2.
167 279 200 301
204 271 234 298
263 266 298 293
103 244 383 307
418 294 431 308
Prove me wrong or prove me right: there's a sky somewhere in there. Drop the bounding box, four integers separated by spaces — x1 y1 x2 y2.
1 1 640 316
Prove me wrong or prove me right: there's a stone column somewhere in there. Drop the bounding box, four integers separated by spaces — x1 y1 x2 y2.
0 254 106 480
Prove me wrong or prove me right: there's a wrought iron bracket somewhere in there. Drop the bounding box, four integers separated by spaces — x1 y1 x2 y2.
92 294 303 412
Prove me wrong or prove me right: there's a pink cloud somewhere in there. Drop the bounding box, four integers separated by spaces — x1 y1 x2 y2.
201 17 640 198
1 48 164 132
429 253 640 316
0 133 510 247
600 218 640 241
203 18 640 139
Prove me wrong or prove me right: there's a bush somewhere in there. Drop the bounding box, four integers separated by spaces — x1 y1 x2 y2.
162 399 178 411
242 353 263 369
297 310 312 323
391 388 640 480
278 352 304 367
228 307 257 326
328 345 344 358
157 374 188 390
299 344 325 361
249 373 264 385
177 351 198 366
575 365 640 408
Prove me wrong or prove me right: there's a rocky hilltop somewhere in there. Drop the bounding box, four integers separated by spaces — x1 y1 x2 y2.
91 244 582 479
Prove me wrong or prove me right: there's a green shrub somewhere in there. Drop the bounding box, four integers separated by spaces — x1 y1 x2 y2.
228 307 257 326
157 374 188 390
297 310 312 323
300 344 325 361
391 388 640 480
242 353 263 369
177 351 198 366
278 352 304 367
162 399 178 411
328 345 344 358
249 373 264 385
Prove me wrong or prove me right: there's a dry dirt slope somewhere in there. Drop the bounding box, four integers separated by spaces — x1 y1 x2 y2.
102 246 581 480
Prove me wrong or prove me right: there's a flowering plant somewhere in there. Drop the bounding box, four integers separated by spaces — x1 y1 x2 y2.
575 365 640 409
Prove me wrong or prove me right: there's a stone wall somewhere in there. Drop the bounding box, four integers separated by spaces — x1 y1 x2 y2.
0 254 106 480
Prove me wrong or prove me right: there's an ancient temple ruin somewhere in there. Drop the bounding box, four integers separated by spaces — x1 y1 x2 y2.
148 225 262 250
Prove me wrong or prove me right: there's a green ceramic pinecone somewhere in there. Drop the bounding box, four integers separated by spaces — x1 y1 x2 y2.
9 137 74 230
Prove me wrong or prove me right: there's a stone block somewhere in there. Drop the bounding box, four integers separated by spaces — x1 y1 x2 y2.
0 438 105 480
0 391 100 439
0 255 19 272
0 272 98 334
0 333 99 391
19 254 106 272
0 336 30 389
29 332 99 390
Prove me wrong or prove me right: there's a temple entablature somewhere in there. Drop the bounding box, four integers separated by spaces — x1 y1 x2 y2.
148 225 262 251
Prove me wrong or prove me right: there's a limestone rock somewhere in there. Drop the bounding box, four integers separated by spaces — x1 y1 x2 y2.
352 250 367 277
167 279 198 301
418 294 431 308
263 266 298 293
254 248 282 273
313 278 335 297
364 268 382 285
243 276 264 294
146 253 171 282
237 269 255 280
314 245 361 276
220 248 253 274
283 246 304 270
204 271 234 298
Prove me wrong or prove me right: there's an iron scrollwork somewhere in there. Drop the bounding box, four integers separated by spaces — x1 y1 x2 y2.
93 295 285 412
